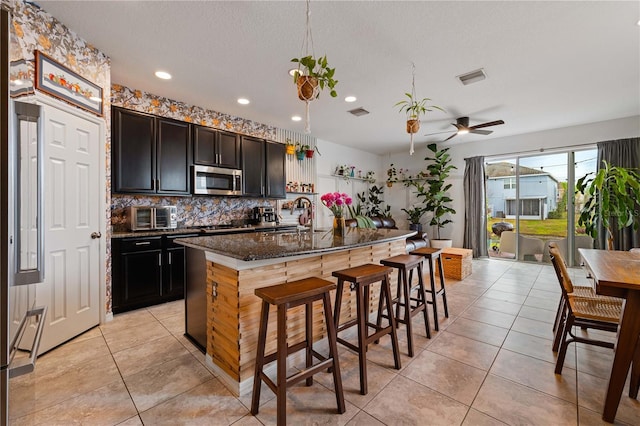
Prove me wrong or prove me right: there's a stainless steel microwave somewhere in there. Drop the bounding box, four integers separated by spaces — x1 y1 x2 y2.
192 165 242 196
126 206 177 231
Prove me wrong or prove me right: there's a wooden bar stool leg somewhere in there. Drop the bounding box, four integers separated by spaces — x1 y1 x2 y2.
251 300 270 415
437 256 449 318
276 304 287 426
427 257 440 331
383 274 402 370
402 268 415 357
356 283 368 395
323 292 346 413
305 301 313 386
417 263 431 339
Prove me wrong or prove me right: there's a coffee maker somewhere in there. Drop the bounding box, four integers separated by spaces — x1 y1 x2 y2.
252 206 277 225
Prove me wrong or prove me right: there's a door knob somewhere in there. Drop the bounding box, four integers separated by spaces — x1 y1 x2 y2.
91 232 102 239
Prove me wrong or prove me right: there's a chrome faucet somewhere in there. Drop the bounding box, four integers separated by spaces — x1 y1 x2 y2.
291 196 314 233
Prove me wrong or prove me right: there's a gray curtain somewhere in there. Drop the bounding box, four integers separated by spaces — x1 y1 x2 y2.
463 156 488 258
596 138 640 250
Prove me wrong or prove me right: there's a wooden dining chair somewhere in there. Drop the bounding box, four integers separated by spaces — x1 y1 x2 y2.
549 243 622 374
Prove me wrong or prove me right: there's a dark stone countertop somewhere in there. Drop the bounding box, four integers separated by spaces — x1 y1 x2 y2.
111 224 297 239
176 228 415 262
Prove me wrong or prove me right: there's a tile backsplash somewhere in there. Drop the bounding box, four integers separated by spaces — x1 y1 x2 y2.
111 194 275 231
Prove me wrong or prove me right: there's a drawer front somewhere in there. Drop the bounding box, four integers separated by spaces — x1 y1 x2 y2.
120 236 163 252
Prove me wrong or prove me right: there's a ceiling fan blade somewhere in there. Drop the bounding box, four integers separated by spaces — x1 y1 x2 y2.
424 130 454 137
469 129 492 135
443 132 458 142
470 120 504 130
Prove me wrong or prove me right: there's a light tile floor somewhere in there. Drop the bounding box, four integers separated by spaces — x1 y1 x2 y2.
8 259 640 425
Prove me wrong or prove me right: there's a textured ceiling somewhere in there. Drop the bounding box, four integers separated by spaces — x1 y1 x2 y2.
36 1 640 154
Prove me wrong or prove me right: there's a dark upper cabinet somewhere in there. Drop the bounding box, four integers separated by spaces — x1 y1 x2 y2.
265 141 286 198
241 136 265 197
112 108 156 193
241 137 286 198
112 107 191 195
193 126 240 169
157 118 191 194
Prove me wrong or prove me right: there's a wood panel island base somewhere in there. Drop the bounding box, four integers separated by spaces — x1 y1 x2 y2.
177 228 412 396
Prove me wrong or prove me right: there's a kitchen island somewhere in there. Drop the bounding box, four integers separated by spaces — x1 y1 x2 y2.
176 228 413 395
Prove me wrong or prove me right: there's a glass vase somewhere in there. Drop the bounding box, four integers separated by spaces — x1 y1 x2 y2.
333 216 345 238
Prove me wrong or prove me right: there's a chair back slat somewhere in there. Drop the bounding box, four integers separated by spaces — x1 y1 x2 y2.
549 242 574 294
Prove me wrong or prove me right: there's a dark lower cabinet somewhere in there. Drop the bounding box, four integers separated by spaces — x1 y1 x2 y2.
112 233 197 313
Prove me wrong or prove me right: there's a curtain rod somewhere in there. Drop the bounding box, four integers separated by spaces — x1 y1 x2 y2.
463 142 597 162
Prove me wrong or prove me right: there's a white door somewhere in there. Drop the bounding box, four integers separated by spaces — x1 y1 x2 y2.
35 103 101 352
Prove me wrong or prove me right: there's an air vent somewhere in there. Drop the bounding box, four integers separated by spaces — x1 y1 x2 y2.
457 68 487 85
348 107 370 117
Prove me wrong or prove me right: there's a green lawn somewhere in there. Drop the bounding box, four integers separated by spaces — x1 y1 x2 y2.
488 217 569 240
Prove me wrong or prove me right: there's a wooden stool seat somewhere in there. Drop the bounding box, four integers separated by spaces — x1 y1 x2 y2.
380 254 432 356
251 277 345 426
332 263 401 395
410 247 450 331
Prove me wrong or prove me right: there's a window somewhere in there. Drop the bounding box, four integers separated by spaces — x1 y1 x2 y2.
503 177 516 189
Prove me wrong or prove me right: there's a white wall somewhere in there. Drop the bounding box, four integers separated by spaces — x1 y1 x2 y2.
382 115 640 244
315 139 384 229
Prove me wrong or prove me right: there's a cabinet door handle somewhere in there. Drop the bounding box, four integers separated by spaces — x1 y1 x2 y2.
168 252 172 264
218 153 222 164
156 179 160 190
135 241 151 246
158 253 162 266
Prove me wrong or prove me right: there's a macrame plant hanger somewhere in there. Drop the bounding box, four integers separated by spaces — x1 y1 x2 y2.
296 0 318 134
408 63 418 155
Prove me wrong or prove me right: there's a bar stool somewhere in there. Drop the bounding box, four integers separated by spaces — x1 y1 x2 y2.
251 277 345 426
332 264 401 395
380 254 432 356
409 247 449 331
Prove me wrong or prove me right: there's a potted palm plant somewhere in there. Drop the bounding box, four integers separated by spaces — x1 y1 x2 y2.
394 92 444 134
411 143 457 248
401 206 425 232
576 161 640 250
291 55 338 100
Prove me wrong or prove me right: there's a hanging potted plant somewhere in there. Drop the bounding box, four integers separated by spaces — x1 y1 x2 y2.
291 55 338 101
576 161 640 250
394 63 445 155
395 92 444 135
285 139 296 155
401 206 425 233
295 143 306 161
305 144 320 158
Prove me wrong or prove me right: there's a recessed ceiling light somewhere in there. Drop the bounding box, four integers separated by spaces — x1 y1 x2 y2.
344 96 357 103
155 71 172 80
291 115 302 121
237 98 250 105
637 19 640 26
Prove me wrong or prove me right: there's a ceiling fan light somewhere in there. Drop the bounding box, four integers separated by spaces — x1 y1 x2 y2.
458 128 469 135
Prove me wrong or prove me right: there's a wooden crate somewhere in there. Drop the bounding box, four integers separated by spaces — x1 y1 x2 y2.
436 247 472 280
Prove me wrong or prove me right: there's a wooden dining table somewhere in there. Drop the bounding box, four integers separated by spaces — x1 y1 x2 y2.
578 248 640 423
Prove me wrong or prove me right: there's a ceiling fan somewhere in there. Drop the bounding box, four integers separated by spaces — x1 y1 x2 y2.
425 116 505 141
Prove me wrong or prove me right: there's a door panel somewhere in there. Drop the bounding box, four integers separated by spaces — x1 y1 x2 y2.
36 104 101 352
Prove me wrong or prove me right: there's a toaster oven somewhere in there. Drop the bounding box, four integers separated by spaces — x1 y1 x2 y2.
126 206 177 231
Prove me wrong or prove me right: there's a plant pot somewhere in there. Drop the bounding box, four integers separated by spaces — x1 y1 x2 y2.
406 119 420 134
430 239 453 249
297 76 319 101
296 151 305 161
305 149 314 158
285 144 296 155
409 223 423 233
